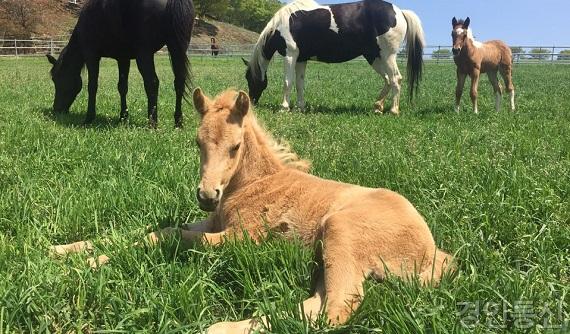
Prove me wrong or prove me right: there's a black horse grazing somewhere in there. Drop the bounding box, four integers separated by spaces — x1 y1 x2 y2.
46 0 195 128
244 0 425 115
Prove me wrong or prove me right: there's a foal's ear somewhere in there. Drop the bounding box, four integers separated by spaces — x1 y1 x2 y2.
46 54 57 66
232 91 250 118
464 17 470 29
452 17 458 27
193 88 210 115
241 57 249 67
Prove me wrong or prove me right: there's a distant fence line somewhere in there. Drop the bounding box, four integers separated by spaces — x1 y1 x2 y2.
1 39 569 64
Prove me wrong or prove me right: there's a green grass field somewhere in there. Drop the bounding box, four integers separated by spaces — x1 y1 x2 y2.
0 56 568 333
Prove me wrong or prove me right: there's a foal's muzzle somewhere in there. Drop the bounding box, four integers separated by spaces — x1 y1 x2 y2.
196 187 221 212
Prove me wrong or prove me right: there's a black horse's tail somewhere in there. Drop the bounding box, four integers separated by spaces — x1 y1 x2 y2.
166 0 195 98
402 9 425 100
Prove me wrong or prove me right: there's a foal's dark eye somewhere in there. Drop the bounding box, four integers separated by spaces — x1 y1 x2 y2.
230 143 241 153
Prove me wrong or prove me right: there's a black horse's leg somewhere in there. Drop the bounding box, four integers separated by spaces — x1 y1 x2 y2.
85 57 101 124
117 58 130 121
136 54 159 128
169 52 186 128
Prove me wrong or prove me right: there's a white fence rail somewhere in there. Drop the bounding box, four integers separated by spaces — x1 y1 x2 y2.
1 39 569 64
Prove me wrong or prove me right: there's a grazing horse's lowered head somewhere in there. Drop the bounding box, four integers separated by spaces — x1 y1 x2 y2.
46 53 83 114
451 17 471 56
242 58 267 105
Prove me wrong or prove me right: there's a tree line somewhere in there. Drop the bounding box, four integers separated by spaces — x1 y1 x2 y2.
194 0 282 32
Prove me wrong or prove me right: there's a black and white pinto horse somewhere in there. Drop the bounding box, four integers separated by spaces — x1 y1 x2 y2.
244 0 425 115
46 0 195 128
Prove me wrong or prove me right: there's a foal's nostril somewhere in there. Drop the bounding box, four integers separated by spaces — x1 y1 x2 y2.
215 188 221 199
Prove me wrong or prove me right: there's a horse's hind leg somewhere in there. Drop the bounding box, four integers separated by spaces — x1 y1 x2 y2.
321 216 366 324
117 58 130 121
371 57 390 113
207 265 325 334
295 61 307 111
136 54 159 128
382 53 403 115
168 48 188 128
500 65 515 112
487 71 502 112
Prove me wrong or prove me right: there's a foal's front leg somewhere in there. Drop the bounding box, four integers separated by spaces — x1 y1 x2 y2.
455 69 467 113
50 220 222 268
470 70 481 114
85 57 101 124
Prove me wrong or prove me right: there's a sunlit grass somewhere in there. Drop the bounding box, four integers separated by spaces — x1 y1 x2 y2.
0 56 568 332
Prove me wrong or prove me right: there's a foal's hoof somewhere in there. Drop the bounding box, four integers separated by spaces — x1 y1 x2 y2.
148 120 158 129
279 107 290 113
87 255 110 269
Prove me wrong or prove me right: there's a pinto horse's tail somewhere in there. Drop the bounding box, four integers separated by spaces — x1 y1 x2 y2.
166 0 195 98
402 9 425 100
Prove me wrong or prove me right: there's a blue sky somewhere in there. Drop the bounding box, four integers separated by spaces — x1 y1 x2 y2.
314 0 570 46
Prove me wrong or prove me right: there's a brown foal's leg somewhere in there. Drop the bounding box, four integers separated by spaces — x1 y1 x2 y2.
487 71 503 112
455 69 467 113
470 70 481 114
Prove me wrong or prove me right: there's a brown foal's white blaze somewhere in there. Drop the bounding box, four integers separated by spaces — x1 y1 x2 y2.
193 88 249 212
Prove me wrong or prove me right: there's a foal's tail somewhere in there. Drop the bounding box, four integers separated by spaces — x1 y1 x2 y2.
402 10 425 100
166 0 195 97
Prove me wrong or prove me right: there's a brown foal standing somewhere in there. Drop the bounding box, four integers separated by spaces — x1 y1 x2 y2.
451 17 515 113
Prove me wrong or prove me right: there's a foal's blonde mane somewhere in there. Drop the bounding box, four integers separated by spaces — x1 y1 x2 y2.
214 90 311 172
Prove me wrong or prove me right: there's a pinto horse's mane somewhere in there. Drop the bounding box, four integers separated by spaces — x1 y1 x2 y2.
248 0 319 80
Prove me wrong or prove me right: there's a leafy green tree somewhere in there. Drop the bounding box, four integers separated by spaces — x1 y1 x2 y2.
194 0 230 19
558 49 570 61
529 48 550 60
432 48 452 59
223 0 282 32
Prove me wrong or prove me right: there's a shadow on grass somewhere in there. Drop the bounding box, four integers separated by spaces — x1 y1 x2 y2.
258 102 385 115
415 104 453 116
40 107 146 129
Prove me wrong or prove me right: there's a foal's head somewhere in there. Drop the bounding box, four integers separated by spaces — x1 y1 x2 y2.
193 88 250 211
451 17 471 56
243 58 267 105
46 54 82 113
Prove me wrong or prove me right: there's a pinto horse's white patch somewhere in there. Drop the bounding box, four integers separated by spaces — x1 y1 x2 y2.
328 8 339 33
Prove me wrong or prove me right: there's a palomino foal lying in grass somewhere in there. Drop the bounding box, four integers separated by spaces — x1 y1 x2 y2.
52 88 454 332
